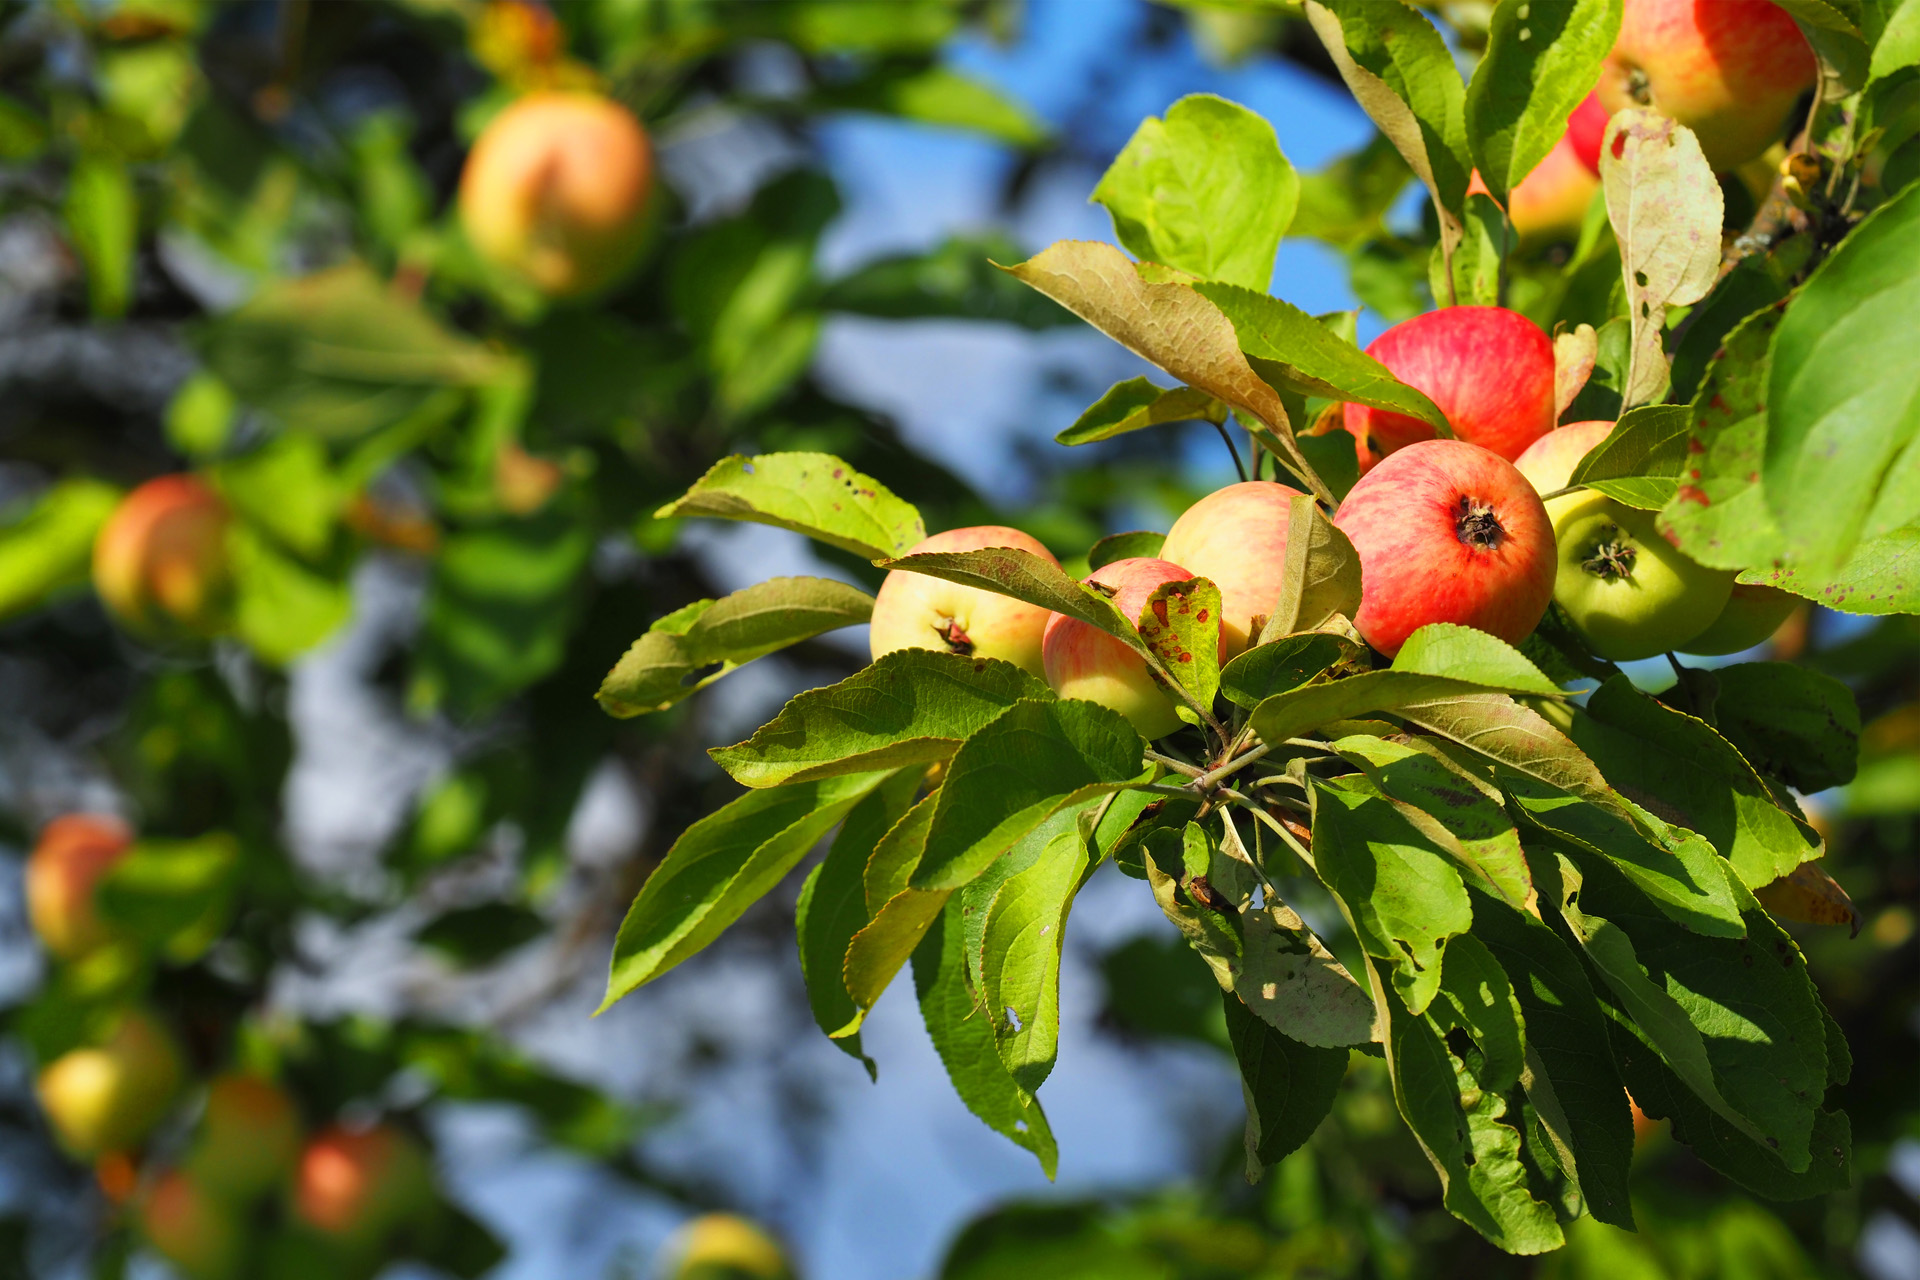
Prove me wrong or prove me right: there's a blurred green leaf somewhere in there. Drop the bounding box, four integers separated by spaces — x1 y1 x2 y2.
1290 132 1412 246
821 234 1075 328
229 522 352 665
65 154 136 319
0 479 120 622
813 65 1045 145
415 902 546 966
95 832 240 959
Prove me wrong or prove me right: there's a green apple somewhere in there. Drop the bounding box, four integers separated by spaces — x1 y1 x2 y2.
1679 582 1801 656
1551 491 1733 661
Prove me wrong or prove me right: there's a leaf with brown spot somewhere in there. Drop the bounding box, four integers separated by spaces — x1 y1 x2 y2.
1757 861 1860 935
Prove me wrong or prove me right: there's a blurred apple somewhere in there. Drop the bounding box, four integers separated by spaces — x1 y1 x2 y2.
292 1123 434 1247
870 526 1058 678
459 91 653 298
92 475 233 636
1158 480 1305 655
25 813 133 959
1679 582 1801 656
1043 556 1214 740
36 1009 184 1157
189 1073 303 1200
141 1169 246 1280
665 1213 794 1280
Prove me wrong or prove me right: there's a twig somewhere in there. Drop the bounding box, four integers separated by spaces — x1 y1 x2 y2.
1196 742 1273 790
1212 419 1248 483
1144 749 1204 779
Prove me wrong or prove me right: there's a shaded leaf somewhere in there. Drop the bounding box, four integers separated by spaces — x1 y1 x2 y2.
1088 530 1167 571
1223 991 1350 1178
1056 378 1225 446
1221 632 1366 711
1465 0 1621 204
1261 493 1365 643
1231 900 1379 1049
820 233 1075 328
1709 662 1861 792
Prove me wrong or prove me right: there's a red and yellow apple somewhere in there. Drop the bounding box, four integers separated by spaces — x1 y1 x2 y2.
141 1169 246 1280
458 91 653 298
1043 557 1215 740
25 813 133 959
870 526 1058 678
1513 419 1615 502
1332 439 1556 657
36 1009 184 1157
189 1074 303 1200
292 1123 434 1247
1344 307 1556 469
1158 480 1305 654
1679 582 1801 656
1597 0 1815 171
664 1213 794 1280
92 475 233 636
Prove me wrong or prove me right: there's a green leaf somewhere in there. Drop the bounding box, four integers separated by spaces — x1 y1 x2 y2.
796 774 919 1075
600 771 894 1010
95 833 240 960
841 793 950 1029
812 65 1046 146
1250 625 1560 745
978 808 1098 1091
1289 131 1413 246
0 479 119 623
1190 282 1450 432
819 233 1076 329
65 153 136 319
1871 0 1920 83
914 897 1059 1178
1220 632 1365 711
1426 935 1524 1095
1470 889 1635 1230
1055 378 1225 446
1310 781 1472 1015
1567 404 1690 510
1465 0 1621 204
1087 530 1167 571
415 902 546 966
656 452 926 561
213 433 340 561
597 577 875 720
229 523 352 667
1091 93 1298 291
1222 991 1350 1178
711 650 1047 787
911 699 1146 892
200 262 504 438
1709 662 1861 792
1396 693 1643 828
1762 180 1920 576
1230 901 1380 1048
1260 493 1365 643
1135 576 1223 720
1599 109 1723 409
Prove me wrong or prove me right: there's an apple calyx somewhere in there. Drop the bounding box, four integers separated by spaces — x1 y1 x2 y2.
1624 67 1652 105
934 618 973 655
1453 497 1508 551
1581 539 1639 582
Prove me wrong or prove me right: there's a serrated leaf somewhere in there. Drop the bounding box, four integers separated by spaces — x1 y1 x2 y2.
1465 0 1621 205
1056 377 1225 446
656 452 925 560
1223 991 1350 1179
1567 404 1690 510
1250 625 1560 746
1709 662 1861 792
711 650 1049 787
1087 529 1166 571
1311 781 1472 1015
1599 109 1723 410
1091 93 1299 292
1260 493 1364 643
910 699 1146 892
839 792 949 1034
1221 632 1366 711
600 771 893 1010
1762 180 1920 576
1396 693 1642 828
1135 576 1223 718
1231 901 1380 1048
596 577 875 719
914 898 1059 1178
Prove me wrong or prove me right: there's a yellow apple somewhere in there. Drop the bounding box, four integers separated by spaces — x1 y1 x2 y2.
869 526 1058 678
1158 480 1305 655
36 1009 184 1157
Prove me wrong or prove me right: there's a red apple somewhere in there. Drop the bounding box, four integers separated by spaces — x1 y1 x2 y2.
1597 0 1815 171
870 526 1059 678
292 1123 434 1246
1565 91 1609 174
1343 307 1555 469
36 1009 185 1157
1678 582 1800 656
459 92 653 298
1042 556 1219 740
664 1213 794 1280
92 475 233 636
1158 480 1305 655
189 1074 303 1200
141 1169 246 1280
1513 420 1615 499
25 813 133 959
1332 440 1557 657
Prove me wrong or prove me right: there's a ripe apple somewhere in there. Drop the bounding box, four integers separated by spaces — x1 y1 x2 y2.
665 1213 794 1280
1596 0 1815 171
36 1009 184 1157
189 1074 303 1200
1551 491 1734 661
292 1123 434 1247
25 813 133 959
1679 582 1800 656
1471 93 1609 246
1332 439 1557 657
92 475 233 636
458 92 653 298
141 1169 246 1280
1158 480 1305 655
1513 420 1615 501
870 526 1059 678
1042 556 1217 741
1343 307 1556 469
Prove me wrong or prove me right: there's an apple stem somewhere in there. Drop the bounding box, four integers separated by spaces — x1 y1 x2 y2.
1539 484 1583 502
1144 749 1204 779
1580 539 1637 582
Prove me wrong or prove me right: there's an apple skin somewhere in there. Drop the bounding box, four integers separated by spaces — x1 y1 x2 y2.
1678 582 1800 656
1513 420 1615 499
36 1009 185 1157
870 526 1059 678
1158 480 1305 655
141 1169 246 1280
1332 440 1557 657
1043 557 1213 741
1551 491 1734 661
1597 0 1815 171
292 1124 434 1246
665 1213 793 1280
25 814 134 959
458 92 653 298
92 475 233 636
189 1074 303 1200
1344 307 1556 469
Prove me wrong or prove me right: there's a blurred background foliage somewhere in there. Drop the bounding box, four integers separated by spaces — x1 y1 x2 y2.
0 0 1910 1277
